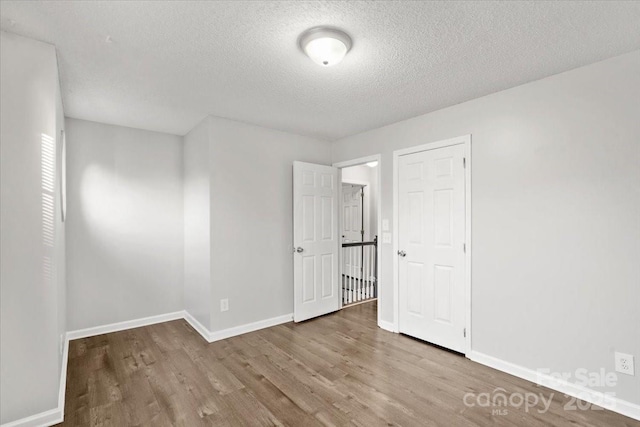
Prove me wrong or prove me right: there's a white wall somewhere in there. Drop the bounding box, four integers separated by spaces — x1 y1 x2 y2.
0 31 65 424
342 164 379 239
65 118 184 330
54 52 67 396
331 51 640 405
183 119 211 329
208 116 332 331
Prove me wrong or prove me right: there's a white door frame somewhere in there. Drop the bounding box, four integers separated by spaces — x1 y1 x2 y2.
393 135 472 353
333 155 382 325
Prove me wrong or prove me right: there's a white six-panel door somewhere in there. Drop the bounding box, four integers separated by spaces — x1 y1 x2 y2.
398 143 466 352
342 184 363 243
342 184 363 280
293 161 340 322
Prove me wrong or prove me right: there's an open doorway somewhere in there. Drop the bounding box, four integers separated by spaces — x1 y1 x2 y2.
341 165 378 306
336 158 381 309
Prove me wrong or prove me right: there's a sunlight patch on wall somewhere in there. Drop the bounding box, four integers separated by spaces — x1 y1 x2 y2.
41 133 55 193
42 193 54 247
41 133 55 286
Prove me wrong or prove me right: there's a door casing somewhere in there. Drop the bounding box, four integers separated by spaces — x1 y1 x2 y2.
393 135 472 354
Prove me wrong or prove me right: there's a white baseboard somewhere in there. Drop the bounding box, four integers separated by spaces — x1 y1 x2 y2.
467 351 640 422
0 339 68 427
56 334 69 423
0 407 62 427
183 310 212 341
66 311 184 340
183 310 293 343
207 313 293 343
378 319 396 332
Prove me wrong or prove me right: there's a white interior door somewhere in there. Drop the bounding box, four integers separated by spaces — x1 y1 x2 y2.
341 184 363 281
342 184 363 243
293 161 340 322
398 144 466 353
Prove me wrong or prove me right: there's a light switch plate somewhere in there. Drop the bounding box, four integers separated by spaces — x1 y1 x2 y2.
382 219 390 231
382 232 392 244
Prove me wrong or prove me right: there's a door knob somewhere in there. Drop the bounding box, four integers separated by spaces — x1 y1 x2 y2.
296 247 304 253
397 250 406 257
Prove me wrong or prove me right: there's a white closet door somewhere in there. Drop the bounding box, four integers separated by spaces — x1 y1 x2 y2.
398 144 466 353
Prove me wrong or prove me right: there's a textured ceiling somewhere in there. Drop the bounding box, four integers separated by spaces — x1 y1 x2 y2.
1 1 640 140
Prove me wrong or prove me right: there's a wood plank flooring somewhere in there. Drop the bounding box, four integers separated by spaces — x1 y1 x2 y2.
57 303 638 426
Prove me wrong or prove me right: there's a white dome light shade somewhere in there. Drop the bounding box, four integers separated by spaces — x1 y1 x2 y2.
299 27 352 67
304 37 348 66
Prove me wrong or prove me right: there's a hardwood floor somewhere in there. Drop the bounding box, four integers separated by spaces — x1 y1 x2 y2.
58 302 638 426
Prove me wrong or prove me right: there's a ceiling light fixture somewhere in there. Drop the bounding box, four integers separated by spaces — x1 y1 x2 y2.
299 27 352 67
366 161 378 168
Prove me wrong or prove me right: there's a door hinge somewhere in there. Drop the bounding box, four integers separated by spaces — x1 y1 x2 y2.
464 328 466 338
463 157 466 168
463 243 466 253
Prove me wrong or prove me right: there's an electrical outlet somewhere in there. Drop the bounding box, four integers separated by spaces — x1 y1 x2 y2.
615 352 635 376
220 299 229 312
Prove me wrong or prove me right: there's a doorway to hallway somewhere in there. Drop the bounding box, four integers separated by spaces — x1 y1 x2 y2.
340 162 379 307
